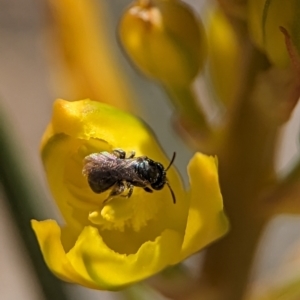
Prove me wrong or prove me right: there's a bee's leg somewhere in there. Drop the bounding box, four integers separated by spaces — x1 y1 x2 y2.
118 183 134 199
112 148 126 159
144 187 153 193
112 149 135 159
125 184 134 198
127 151 136 159
103 182 126 203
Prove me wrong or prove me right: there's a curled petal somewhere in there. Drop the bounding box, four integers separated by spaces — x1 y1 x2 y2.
177 153 229 262
32 220 182 289
31 220 99 289
67 226 182 289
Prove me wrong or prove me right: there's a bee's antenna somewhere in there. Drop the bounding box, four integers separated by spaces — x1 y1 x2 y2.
166 182 176 204
165 153 176 204
166 152 176 171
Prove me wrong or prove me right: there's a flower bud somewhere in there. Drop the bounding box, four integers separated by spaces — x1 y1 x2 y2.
248 0 300 68
119 0 206 86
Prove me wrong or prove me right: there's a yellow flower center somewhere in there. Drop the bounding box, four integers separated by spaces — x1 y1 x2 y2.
88 189 162 232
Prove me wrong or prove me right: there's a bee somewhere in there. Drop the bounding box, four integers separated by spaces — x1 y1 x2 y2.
82 149 176 204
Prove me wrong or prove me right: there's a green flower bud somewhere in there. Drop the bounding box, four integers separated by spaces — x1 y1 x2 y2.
119 0 206 86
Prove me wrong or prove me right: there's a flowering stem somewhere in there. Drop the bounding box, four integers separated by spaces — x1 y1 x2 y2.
200 219 266 300
165 84 212 144
193 41 277 299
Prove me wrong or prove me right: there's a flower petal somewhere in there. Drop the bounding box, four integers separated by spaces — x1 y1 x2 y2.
31 219 99 289
66 226 182 290
41 133 104 231
50 99 149 153
177 153 229 261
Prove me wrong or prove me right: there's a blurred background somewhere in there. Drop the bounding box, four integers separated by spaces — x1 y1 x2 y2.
1 0 300 299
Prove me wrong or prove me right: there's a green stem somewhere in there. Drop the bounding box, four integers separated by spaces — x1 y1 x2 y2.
164 84 212 144
199 203 266 300
0 104 69 300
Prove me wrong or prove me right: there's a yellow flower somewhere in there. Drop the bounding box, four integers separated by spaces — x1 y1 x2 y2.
32 99 228 290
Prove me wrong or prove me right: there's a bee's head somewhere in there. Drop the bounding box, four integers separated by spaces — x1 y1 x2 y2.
138 153 176 204
138 158 166 188
149 162 166 190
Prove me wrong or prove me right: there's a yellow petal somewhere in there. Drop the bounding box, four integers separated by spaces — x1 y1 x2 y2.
31 219 99 289
41 133 105 231
177 153 229 262
66 226 182 290
50 98 151 153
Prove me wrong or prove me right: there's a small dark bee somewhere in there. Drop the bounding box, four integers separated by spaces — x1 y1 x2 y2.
82 149 176 204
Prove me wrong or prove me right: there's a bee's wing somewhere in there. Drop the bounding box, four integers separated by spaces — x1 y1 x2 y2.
83 151 116 166
83 152 120 193
114 157 149 187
